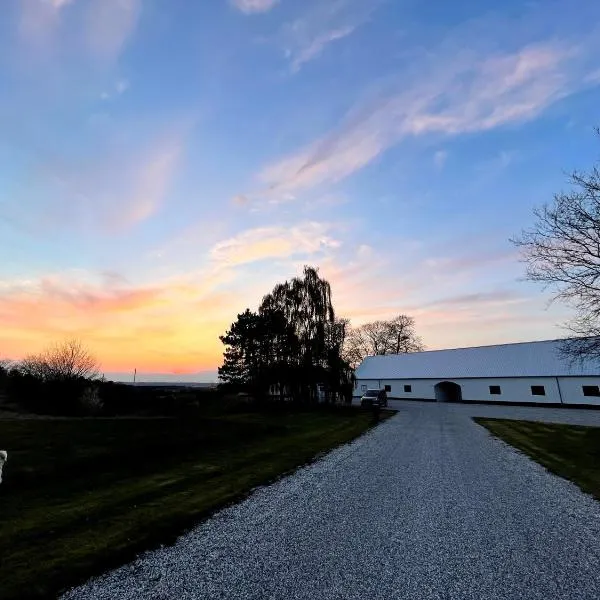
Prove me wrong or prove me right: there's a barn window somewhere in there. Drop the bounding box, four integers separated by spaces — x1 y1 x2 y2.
489 385 501 395
531 385 546 396
404 384 412 393
384 385 391 392
582 385 600 397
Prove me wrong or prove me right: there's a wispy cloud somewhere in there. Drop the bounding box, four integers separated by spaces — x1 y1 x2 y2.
18 0 141 61
101 78 130 100
17 126 186 232
119 135 183 226
231 0 279 14
258 35 599 197
280 0 378 72
433 150 448 169
210 222 341 266
0 269 237 371
84 0 141 60
18 0 74 47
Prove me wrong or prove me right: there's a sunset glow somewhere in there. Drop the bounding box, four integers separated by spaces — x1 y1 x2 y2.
1 0 598 380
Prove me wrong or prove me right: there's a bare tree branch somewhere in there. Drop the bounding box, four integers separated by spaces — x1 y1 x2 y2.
511 130 600 361
18 339 100 382
344 315 424 368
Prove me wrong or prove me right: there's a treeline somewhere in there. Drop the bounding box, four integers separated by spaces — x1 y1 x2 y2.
218 266 424 403
0 340 223 417
0 340 102 415
1 266 426 415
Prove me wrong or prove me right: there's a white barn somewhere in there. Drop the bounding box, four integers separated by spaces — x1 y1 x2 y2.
353 339 600 406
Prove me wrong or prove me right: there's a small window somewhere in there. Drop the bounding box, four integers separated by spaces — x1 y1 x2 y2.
384 385 391 393
531 385 545 396
489 385 501 395
582 385 600 397
361 384 367 392
404 385 412 393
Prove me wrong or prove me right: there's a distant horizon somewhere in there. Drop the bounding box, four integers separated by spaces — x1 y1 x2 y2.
103 371 219 384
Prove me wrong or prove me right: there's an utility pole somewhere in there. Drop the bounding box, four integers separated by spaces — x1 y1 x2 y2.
133 368 137 385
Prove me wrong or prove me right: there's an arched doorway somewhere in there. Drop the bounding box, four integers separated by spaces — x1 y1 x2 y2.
434 381 462 403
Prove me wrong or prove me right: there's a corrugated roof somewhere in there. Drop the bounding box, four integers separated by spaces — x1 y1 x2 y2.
355 339 600 380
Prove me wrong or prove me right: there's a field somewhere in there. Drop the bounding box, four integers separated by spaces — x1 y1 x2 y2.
0 405 390 599
475 417 600 501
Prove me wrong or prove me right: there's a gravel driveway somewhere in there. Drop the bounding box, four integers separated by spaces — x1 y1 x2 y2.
63 402 600 600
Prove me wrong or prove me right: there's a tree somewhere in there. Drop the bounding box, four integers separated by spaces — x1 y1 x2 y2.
259 266 340 402
345 314 424 368
19 339 100 382
218 266 352 403
511 130 600 361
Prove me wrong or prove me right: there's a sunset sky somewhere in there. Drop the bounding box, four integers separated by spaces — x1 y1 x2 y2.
1 0 600 382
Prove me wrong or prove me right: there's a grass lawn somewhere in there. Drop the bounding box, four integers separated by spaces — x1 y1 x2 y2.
474 417 600 501
0 406 393 599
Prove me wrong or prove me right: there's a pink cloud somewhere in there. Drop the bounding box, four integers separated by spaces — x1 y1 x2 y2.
256 35 599 198
210 222 341 266
231 0 279 14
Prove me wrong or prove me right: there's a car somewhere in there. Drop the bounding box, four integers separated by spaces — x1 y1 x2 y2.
360 388 388 408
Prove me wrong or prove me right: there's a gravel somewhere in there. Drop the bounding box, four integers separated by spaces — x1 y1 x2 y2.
62 402 600 600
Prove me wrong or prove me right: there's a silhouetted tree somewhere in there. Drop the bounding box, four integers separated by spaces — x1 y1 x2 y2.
512 129 600 361
10 339 100 415
218 266 352 403
19 339 100 382
345 315 424 368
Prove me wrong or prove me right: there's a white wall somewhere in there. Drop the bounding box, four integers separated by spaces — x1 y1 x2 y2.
558 376 600 406
353 376 600 405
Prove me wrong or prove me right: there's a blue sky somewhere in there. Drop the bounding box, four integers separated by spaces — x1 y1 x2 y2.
1 0 599 381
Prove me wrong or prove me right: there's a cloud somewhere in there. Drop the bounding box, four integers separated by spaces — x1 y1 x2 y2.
210 222 341 267
289 25 356 72
232 194 250 206
280 0 377 72
258 36 599 197
18 0 74 47
119 135 183 226
101 78 130 100
17 126 186 232
84 0 141 60
0 269 237 371
231 0 279 14
18 0 141 62
433 150 448 169
418 290 524 310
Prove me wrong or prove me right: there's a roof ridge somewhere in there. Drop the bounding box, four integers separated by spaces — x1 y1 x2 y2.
372 338 567 357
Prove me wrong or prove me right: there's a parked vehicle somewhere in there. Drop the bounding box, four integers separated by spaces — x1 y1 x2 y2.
360 388 388 408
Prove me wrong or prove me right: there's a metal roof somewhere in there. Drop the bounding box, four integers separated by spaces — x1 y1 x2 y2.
355 339 600 380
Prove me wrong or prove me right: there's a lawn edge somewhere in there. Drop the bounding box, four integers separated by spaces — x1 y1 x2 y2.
53 409 396 599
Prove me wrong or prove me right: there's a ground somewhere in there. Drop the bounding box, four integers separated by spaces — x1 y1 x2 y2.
475 417 600 501
0 406 384 600
62 400 600 600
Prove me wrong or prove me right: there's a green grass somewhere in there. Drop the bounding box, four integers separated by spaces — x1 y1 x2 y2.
0 407 393 599
474 417 600 501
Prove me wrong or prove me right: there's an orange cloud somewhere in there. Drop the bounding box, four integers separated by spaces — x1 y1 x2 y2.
0 273 236 373
210 222 340 266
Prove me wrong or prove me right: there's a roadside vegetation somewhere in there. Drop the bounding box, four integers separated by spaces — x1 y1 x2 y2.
475 417 600 501
0 404 393 600
0 264 403 598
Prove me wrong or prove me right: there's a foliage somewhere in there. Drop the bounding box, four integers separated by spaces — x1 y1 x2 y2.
19 339 100 382
512 130 600 360
2 339 101 415
218 266 353 402
344 314 424 368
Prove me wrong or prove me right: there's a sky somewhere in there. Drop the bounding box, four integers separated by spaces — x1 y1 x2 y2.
1 0 599 382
